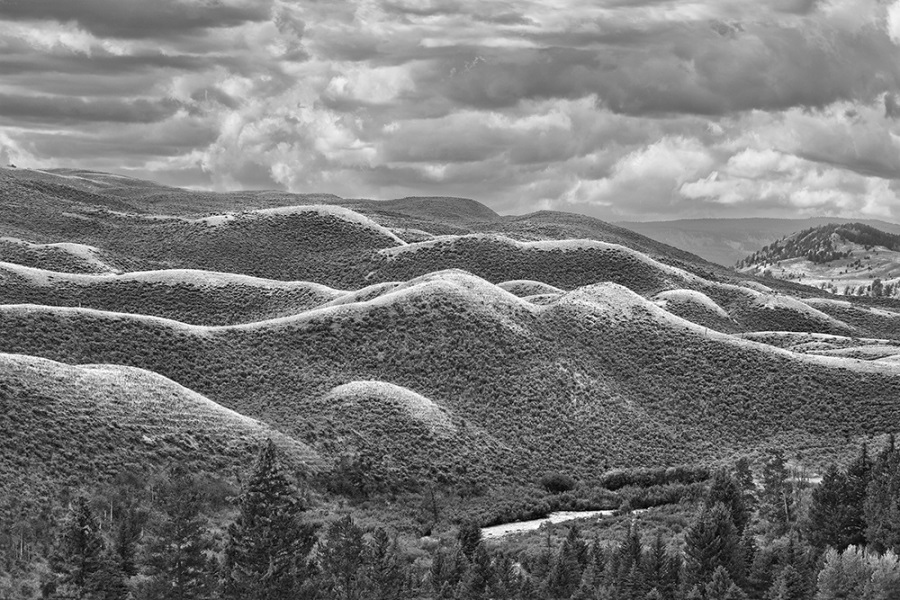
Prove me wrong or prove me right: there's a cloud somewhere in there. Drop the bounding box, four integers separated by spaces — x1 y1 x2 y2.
0 0 272 40
0 93 182 124
2 0 900 222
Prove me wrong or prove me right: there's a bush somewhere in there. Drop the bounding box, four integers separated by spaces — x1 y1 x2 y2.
540 473 577 494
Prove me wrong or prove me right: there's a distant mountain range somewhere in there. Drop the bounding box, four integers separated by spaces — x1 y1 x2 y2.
3 166 900 506
617 218 900 267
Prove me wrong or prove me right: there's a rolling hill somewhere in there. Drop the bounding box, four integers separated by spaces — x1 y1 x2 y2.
737 223 900 297
0 352 319 499
3 166 900 503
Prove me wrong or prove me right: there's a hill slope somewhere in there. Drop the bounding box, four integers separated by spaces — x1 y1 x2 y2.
737 223 900 297
0 352 319 497
2 270 898 489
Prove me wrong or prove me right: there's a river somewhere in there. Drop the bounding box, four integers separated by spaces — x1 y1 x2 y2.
481 510 616 540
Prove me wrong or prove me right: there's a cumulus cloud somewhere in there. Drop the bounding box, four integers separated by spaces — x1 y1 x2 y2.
2 0 900 220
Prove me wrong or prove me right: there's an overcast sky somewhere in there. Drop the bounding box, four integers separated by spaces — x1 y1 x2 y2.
2 0 900 220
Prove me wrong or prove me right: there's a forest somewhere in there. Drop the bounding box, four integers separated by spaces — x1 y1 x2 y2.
2 437 900 600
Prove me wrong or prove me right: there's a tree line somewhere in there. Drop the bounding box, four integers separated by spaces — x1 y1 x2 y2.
4 437 900 599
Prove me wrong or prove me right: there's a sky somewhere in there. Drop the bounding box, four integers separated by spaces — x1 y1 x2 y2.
2 0 900 221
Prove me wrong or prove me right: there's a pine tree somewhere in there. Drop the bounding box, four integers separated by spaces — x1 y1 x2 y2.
760 450 792 533
683 503 742 589
617 523 642 585
844 443 872 548
113 506 143 578
641 534 667 594
492 553 518 600
707 469 750 533
48 496 106 600
705 565 737 600
663 550 682 600
548 529 584 599
459 543 496 600
143 469 216 600
865 550 900 600
685 585 704 600
518 575 540 600
320 515 367 600
568 525 590 568
814 546 870 600
362 527 405 600
805 465 854 552
457 520 482 560
724 583 749 600
88 551 128 600
223 440 318 600
432 546 469 594
734 458 758 513
767 565 806 600
573 562 600 600
864 446 900 554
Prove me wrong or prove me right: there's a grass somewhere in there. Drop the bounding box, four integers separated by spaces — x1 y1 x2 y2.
0 263 344 325
2 271 898 497
0 353 319 502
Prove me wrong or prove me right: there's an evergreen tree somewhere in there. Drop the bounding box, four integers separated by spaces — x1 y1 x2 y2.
85 550 128 600
492 553 518 600
864 550 900 600
143 469 216 600
767 565 806 600
457 520 482 561
685 585 704 600
683 503 742 589
573 561 601 600
805 465 855 552
844 444 872 548
760 450 792 533
431 546 469 594
724 584 749 600
518 575 540 600
815 546 873 600
707 469 749 533
223 440 318 600
319 515 367 600
113 506 143 578
617 523 642 586
641 534 667 595
734 457 757 513
568 525 590 568
705 565 737 600
663 551 682 600
362 527 406 600
459 543 496 600
48 496 107 600
864 446 900 554
548 528 585 599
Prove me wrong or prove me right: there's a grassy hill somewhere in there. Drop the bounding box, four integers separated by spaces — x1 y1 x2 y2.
0 352 319 499
2 270 898 493
5 167 900 506
0 262 347 325
737 223 900 297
